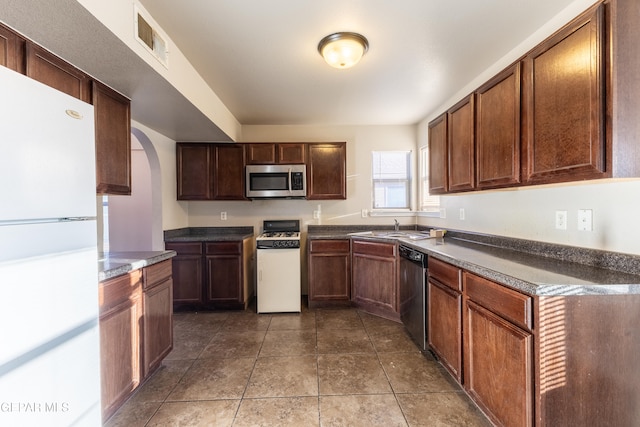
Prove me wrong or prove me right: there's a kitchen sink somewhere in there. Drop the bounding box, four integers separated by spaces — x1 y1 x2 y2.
348 230 431 240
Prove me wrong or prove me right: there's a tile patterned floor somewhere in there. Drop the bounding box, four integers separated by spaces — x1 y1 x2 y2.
104 305 492 427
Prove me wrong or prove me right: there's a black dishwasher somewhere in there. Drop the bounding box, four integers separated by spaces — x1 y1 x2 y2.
399 245 427 351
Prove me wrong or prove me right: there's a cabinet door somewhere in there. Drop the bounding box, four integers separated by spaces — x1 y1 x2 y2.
307 142 346 200
448 95 475 192
143 277 173 377
176 143 212 200
165 242 204 305
100 297 142 421
428 113 448 194
246 143 276 164
351 241 398 319
308 240 351 306
476 63 521 189
205 242 243 308
93 80 132 195
522 4 606 184
427 279 462 382
212 144 246 200
464 300 533 427
278 143 306 163
0 24 25 73
25 42 90 102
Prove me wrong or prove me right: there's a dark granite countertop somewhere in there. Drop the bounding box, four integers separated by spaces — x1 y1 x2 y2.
164 226 254 242
307 225 640 296
99 250 176 281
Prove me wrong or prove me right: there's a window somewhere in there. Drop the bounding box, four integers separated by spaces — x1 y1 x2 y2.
372 151 411 209
419 146 440 211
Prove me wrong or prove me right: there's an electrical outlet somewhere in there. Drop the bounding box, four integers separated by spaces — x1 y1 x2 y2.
313 210 320 219
361 209 368 218
439 208 446 219
578 209 593 231
459 208 465 220
555 210 567 230
220 211 227 220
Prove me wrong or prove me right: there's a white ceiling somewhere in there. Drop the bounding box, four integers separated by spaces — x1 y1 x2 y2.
139 0 577 126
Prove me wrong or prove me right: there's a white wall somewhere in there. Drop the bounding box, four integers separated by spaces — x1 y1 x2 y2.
185 124 417 233
76 0 241 140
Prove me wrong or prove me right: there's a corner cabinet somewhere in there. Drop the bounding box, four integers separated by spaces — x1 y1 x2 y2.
351 240 399 321
93 80 132 195
522 3 607 184
307 142 347 200
308 239 351 308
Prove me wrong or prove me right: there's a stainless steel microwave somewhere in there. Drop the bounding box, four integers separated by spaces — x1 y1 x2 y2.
245 164 307 199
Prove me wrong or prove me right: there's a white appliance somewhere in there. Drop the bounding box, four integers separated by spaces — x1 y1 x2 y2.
0 66 101 426
256 220 301 313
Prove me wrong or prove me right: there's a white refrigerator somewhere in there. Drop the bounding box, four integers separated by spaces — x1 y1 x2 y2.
0 66 101 425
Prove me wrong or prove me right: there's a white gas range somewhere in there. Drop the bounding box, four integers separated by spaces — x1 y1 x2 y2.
256 220 301 313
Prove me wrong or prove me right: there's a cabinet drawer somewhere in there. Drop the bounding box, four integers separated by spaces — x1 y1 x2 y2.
464 272 532 331
352 240 395 258
428 257 461 291
99 270 142 314
206 241 241 255
143 260 172 290
165 242 203 255
309 239 350 253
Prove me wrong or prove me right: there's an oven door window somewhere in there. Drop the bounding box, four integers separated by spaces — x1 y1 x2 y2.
249 172 289 191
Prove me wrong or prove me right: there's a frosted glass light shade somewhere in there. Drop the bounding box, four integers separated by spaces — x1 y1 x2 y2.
318 32 369 69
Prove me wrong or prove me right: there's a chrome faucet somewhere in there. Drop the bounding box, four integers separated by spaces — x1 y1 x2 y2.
394 219 399 231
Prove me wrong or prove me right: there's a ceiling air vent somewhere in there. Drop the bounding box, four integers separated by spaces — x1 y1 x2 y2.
134 6 169 68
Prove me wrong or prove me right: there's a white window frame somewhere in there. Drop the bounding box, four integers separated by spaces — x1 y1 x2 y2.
371 150 412 211
419 146 440 213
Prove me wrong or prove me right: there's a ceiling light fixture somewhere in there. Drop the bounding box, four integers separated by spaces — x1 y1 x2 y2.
317 32 369 69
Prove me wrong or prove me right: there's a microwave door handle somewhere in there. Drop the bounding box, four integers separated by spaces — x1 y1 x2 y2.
288 167 292 194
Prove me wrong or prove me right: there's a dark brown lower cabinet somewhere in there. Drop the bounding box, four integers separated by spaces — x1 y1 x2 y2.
99 270 143 422
166 239 253 310
307 239 351 308
100 260 174 423
351 240 399 321
428 278 463 382
165 242 204 306
463 270 534 427
142 260 173 377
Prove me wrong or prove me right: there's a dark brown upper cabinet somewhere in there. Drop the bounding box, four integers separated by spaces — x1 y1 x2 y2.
176 143 212 200
428 113 448 195
475 63 521 189
212 144 247 200
447 95 475 192
307 142 347 200
522 3 606 184
25 42 91 103
0 23 25 73
246 143 306 164
93 81 132 195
